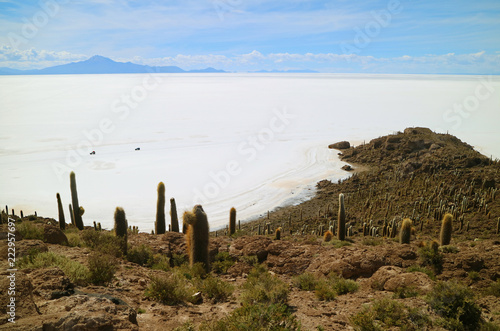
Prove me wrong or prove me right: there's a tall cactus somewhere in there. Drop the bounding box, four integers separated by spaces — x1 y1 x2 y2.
440 213 453 246
338 193 346 241
170 198 179 232
399 218 412 244
70 171 84 230
114 207 128 255
56 193 65 231
69 204 75 226
155 182 166 235
184 205 210 272
229 207 236 236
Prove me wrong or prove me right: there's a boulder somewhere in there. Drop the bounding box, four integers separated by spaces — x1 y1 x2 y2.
370 266 433 293
28 267 74 300
38 294 138 330
43 225 68 245
0 240 48 260
328 141 350 150
341 165 353 171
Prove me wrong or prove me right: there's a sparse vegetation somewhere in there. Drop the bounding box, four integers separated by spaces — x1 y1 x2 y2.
16 221 44 240
127 244 154 266
315 273 358 301
418 241 444 274
87 252 117 285
426 281 481 330
211 251 234 274
17 251 89 285
146 270 197 305
200 303 301 331
293 272 318 291
240 264 289 305
350 298 430 330
199 275 234 303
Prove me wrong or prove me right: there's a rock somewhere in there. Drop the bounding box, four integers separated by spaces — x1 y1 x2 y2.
0 271 39 323
28 267 74 300
404 127 433 135
38 294 138 330
328 141 350 150
341 165 353 171
307 247 386 279
429 143 441 151
454 253 484 271
386 136 401 144
0 240 48 260
43 225 68 245
231 236 273 262
370 266 433 293
265 241 318 275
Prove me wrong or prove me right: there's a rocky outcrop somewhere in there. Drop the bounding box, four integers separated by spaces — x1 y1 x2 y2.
370 266 434 293
43 225 68 245
328 141 350 150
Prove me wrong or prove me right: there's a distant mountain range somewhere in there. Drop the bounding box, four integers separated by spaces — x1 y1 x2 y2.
0 55 320 75
0 55 227 75
251 69 319 73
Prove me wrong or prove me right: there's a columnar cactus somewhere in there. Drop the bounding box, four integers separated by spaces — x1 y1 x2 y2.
229 207 236 236
155 182 166 235
114 207 128 255
324 230 333 242
184 205 210 272
70 171 84 230
170 198 179 232
399 218 412 244
439 213 453 246
275 227 281 240
56 193 65 231
69 204 75 226
338 193 346 241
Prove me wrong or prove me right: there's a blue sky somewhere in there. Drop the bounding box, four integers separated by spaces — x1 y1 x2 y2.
0 0 499 73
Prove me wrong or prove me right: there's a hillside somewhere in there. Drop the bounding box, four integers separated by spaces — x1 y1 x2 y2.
1 127 499 330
